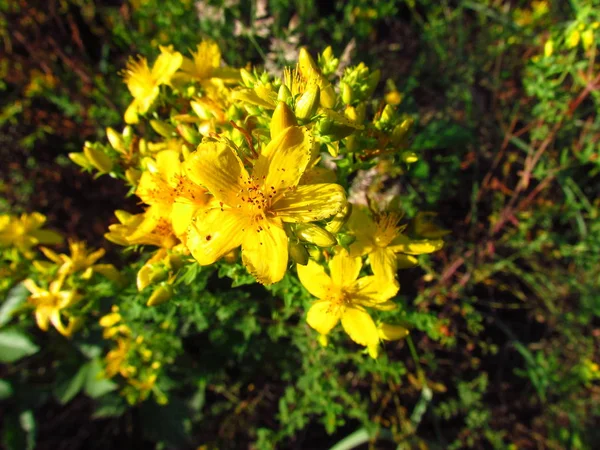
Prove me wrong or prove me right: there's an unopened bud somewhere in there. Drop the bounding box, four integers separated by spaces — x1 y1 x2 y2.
319 83 336 109
295 223 336 247
391 118 414 145
341 82 353 105
177 124 201 145
307 246 323 262
125 168 141 186
336 233 356 248
298 47 319 76
295 85 320 120
270 102 297 139
137 264 168 291
277 84 292 102
377 323 409 341
325 203 352 234
400 150 418 164
150 119 175 138
240 68 255 87
83 145 113 173
147 284 174 306
289 240 309 266
68 152 93 170
106 128 126 153
190 100 214 120
366 69 380 97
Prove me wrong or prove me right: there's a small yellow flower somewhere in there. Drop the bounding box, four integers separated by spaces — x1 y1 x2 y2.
0 213 62 256
105 209 178 249
104 337 131 378
40 240 105 277
347 206 444 287
185 126 346 284
297 247 398 352
23 278 82 337
123 46 183 124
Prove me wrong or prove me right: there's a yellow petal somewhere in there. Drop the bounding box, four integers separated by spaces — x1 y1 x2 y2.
253 126 312 196
152 48 183 84
31 229 63 246
352 275 398 304
297 259 332 299
156 150 181 186
397 254 419 269
35 308 51 331
369 247 398 286
273 183 346 223
341 306 379 347
124 101 140 124
23 279 43 295
185 143 248 208
241 217 288 285
171 202 200 238
388 235 444 255
187 208 246 265
306 300 341 335
39 246 63 264
329 247 361 287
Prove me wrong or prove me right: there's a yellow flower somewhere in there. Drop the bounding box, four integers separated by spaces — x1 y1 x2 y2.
0 213 62 256
105 209 178 249
347 206 444 287
185 126 346 284
123 46 183 124
297 247 398 352
135 150 210 240
40 239 105 277
104 337 131 378
23 278 82 337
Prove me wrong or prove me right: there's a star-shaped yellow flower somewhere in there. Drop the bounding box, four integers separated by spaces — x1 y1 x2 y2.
24 278 82 337
0 212 62 257
185 126 346 284
297 247 398 353
348 206 444 287
123 46 183 124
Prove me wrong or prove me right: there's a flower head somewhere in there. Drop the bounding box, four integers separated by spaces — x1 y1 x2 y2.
0 213 62 257
24 277 82 337
185 126 346 284
123 46 183 124
348 206 444 286
297 247 398 353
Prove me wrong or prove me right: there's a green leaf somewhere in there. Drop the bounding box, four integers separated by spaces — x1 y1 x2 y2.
84 359 117 398
411 120 473 150
0 329 40 363
54 363 89 405
1 410 36 450
0 283 30 328
92 394 127 419
0 379 13 400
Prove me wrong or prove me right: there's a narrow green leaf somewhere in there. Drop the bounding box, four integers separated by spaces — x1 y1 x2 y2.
0 329 40 363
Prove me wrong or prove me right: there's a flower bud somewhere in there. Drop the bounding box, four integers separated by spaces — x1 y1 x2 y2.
391 118 414 145
147 284 174 307
400 150 418 164
240 68 255 87
177 124 201 145
83 145 113 173
289 240 309 266
295 223 336 247
295 85 320 120
341 81 353 105
377 323 409 341
319 83 336 109
336 233 356 248
150 119 176 138
325 203 352 234
307 246 323 262
366 69 380 97
191 100 214 120
137 264 168 291
298 47 319 75
68 152 93 170
277 84 292 102
125 168 141 186
270 101 297 139
106 127 126 153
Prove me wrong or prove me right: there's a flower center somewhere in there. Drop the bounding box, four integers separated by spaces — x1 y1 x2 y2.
374 212 401 247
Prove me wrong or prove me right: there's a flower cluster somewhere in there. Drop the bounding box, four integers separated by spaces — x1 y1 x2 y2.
78 41 447 357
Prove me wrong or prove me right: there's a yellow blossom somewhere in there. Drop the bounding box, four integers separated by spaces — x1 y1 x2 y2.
297 247 398 353
185 126 346 284
0 213 62 256
177 40 240 84
23 278 82 337
40 239 105 277
105 209 178 249
347 206 444 287
135 150 210 240
123 46 183 124
104 337 131 378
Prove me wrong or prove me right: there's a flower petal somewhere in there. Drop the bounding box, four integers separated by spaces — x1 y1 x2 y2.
171 202 200 238
185 142 248 208
297 260 332 299
341 306 379 347
378 323 409 341
306 300 341 335
152 48 183 84
187 208 246 265
156 150 181 186
369 247 398 287
253 126 312 196
273 183 346 223
241 217 288 285
329 247 362 287
352 275 398 304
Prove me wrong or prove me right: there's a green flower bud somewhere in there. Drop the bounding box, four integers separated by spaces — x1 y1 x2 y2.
341 81 353 105
177 124 201 145
270 102 297 139
289 240 309 266
68 152 93 170
325 203 352 234
83 145 113 173
277 84 292 102
391 118 414 145
106 127 126 154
